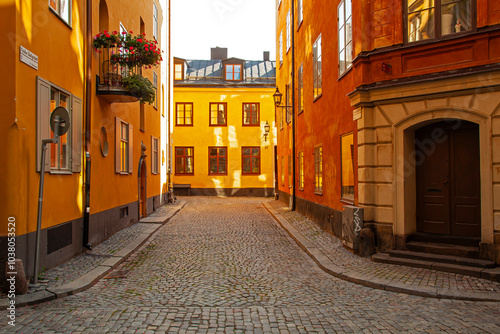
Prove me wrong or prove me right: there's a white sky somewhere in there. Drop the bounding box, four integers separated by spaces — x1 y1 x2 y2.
171 0 276 61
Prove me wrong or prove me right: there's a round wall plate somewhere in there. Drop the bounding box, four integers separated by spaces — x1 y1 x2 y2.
50 106 70 136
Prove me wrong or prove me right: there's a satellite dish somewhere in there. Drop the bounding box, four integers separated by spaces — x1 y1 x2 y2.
50 106 70 136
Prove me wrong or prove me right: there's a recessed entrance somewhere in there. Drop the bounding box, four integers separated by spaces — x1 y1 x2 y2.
415 120 481 237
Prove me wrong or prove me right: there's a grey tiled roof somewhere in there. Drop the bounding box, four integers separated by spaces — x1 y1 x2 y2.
176 59 276 87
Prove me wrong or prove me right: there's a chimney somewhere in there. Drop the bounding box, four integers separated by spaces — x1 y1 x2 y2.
211 47 228 60
263 51 270 62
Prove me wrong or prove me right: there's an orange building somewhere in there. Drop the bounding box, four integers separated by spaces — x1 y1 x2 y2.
0 0 170 281
277 0 500 265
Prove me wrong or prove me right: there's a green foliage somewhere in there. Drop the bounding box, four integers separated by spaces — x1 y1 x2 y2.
121 74 156 105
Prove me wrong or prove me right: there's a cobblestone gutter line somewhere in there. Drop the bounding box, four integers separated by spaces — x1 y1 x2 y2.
263 202 500 302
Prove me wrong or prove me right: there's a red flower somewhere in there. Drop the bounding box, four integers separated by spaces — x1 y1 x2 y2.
103 30 107 33
145 47 149 51
113 31 118 34
131 51 135 54
122 31 127 34
129 46 134 50
143 33 146 36
137 38 143 43
105 34 110 38
129 30 133 34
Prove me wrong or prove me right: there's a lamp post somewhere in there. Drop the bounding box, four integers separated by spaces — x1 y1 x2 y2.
263 120 271 142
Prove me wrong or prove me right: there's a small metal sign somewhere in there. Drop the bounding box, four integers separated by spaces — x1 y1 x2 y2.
50 107 70 136
20 46 38 70
353 108 362 121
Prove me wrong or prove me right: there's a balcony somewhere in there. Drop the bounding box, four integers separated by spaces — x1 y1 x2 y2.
96 46 142 103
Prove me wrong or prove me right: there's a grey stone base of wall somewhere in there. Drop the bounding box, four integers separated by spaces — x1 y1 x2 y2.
278 191 343 238
0 194 162 285
176 188 275 197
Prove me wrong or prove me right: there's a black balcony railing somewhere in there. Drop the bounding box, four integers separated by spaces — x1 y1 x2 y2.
96 46 142 103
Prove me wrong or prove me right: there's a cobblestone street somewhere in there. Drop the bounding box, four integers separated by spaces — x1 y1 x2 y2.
2 197 500 333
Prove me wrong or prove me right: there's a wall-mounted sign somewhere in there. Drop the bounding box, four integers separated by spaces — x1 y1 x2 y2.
20 46 38 70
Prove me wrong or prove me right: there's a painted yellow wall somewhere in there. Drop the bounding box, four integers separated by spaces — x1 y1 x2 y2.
172 87 276 191
0 0 85 236
89 0 164 214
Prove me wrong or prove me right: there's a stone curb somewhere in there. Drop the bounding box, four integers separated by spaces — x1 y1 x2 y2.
1 202 186 308
263 202 500 302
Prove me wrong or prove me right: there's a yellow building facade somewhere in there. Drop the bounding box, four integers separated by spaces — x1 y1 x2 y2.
172 50 276 196
0 0 170 281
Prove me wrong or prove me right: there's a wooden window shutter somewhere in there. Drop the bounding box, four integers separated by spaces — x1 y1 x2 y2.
71 96 82 173
151 136 154 174
128 124 133 173
36 77 51 172
115 117 121 173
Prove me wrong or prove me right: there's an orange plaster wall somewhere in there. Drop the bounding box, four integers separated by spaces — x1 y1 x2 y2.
1 0 85 236
89 0 164 215
276 0 358 212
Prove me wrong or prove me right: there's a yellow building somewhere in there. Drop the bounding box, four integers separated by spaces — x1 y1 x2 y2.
172 48 276 196
0 0 170 281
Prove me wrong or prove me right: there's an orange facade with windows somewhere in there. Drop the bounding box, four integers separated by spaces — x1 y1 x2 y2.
277 0 500 262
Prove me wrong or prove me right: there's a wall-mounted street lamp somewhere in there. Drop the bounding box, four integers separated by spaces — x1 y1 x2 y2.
263 120 271 142
273 87 292 124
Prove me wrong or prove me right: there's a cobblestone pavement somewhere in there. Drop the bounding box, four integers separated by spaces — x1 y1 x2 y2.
2 197 500 333
267 201 500 294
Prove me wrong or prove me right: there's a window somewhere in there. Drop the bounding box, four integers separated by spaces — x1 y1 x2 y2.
209 147 227 175
338 0 353 76
225 64 242 81
243 103 260 126
341 133 355 202
313 35 322 99
37 77 82 173
281 156 285 185
175 147 194 174
279 31 283 66
407 0 474 42
49 0 71 25
298 64 304 113
153 2 158 41
314 145 322 194
286 11 291 52
174 62 184 80
210 103 227 126
115 117 133 174
288 155 292 188
152 136 159 174
298 151 304 190
176 103 193 126
297 0 303 26
286 83 291 123
242 147 261 174
153 71 158 109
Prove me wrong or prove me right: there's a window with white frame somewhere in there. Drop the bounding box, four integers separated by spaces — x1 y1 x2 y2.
279 31 283 66
36 77 82 173
338 0 353 76
153 2 158 41
298 64 303 113
49 0 71 25
152 136 159 174
313 34 322 99
297 0 303 26
286 11 291 52
314 145 323 194
115 117 133 174
153 71 158 109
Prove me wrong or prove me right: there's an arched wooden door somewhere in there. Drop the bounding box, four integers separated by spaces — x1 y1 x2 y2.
415 120 481 237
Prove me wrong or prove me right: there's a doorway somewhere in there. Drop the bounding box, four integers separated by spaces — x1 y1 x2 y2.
415 120 481 237
139 159 147 219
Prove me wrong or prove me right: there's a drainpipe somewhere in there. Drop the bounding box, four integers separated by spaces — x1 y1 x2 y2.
291 0 296 211
167 0 172 193
83 0 93 250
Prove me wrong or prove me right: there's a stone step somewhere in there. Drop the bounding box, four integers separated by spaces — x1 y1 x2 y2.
407 233 480 247
372 253 500 283
389 250 496 268
406 241 480 258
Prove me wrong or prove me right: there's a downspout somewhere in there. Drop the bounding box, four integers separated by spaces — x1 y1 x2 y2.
83 0 93 250
291 0 296 211
167 0 172 192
